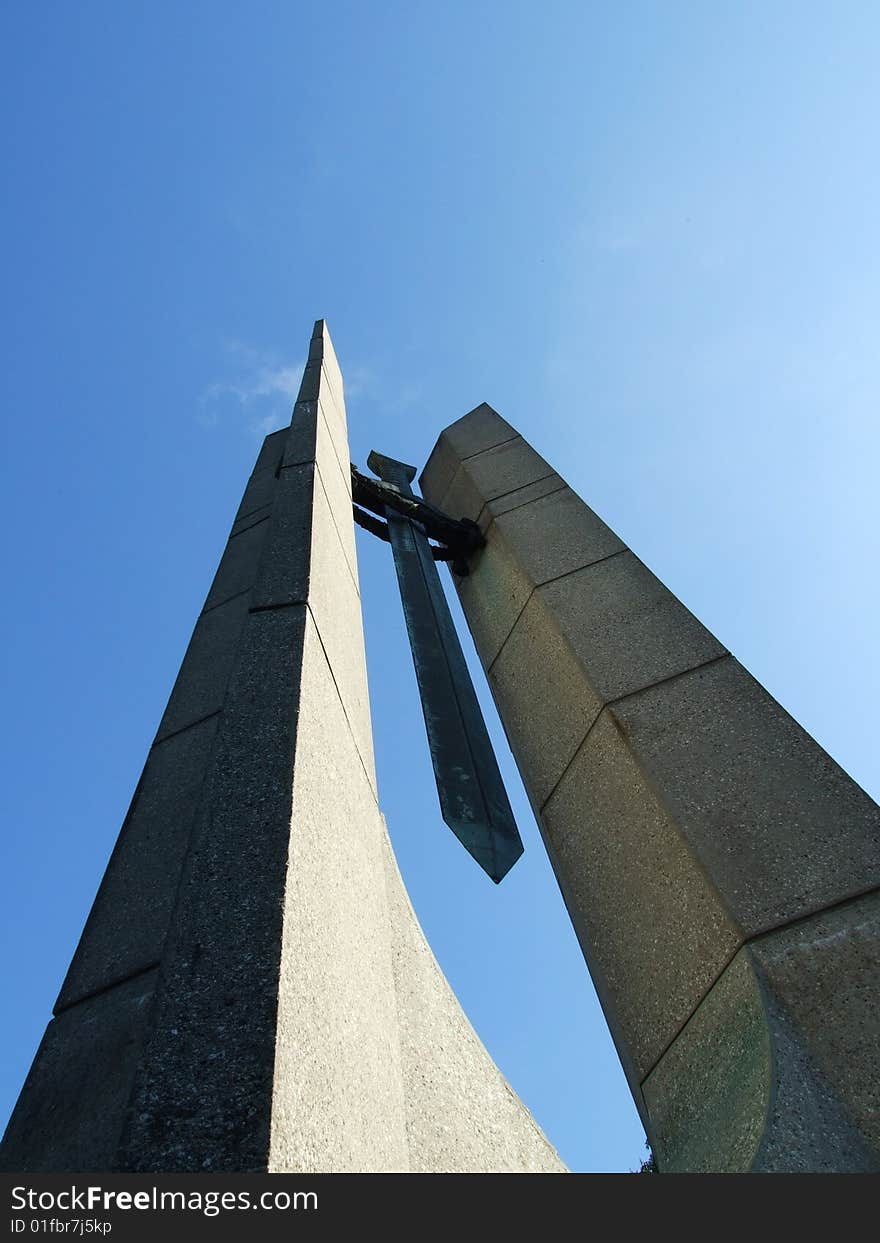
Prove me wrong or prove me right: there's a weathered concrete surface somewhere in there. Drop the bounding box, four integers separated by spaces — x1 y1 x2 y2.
381 825 561 1172
421 407 880 1172
2 325 563 1175
0 971 158 1172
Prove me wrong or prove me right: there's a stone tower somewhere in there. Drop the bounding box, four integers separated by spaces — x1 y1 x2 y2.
0 323 565 1174
421 404 880 1173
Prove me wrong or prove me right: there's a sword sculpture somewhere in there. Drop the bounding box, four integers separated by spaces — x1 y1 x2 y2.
351 452 523 883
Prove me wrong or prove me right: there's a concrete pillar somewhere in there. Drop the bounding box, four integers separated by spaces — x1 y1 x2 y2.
0 327 564 1175
421 405 880 1173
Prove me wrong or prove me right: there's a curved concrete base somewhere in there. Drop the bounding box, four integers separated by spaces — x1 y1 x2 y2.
643 893 880 1173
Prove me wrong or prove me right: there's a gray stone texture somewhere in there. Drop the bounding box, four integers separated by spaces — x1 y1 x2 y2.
643 897 880 1172
233 465 277 528
56 715 219 1010
154 590 251 741
489 551 726 808
422 408 880 1171
420 402 518 505
2 322 563 1175
542 706 742 1085
0 971 158 1173
268 613 409 1172
454 486 627 668
380 826 562 1172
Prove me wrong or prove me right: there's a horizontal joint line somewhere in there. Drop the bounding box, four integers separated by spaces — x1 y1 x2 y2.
539 652 731 814
249 600 308 614
54 961 161 1016
201 586 253 616
153 709 221 747
458 433 521 463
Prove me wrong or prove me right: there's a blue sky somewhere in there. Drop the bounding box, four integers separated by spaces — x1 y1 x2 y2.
2 2 880 1173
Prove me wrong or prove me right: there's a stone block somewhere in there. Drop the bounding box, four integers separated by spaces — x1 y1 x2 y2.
316 390 350 477
436 459 560 529
642 902 880 1171
488 551 726 806
488 487 625 589
203 514 273 612
232 466 278 528
486 594 602 812
607 656 880 934
641 950 775 1172
420 403 518 505
249 464 315 609
296 359 322 404
251 427 289 476
542 707 742 1083
472 472 567 533
229 505 273 539
455 532 532 671
748 890 880 1158
432 436 556 520
57 715 219 1010
119 607 311 1172
282 397 349 496
314 454 358 595
307 475 376 792
0 971 158 1173
456 487 626 668
155 589 252 741
281 398 319 469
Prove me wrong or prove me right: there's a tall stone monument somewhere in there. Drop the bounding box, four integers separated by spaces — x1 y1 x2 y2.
0 323 564 1174
420 405 880 1172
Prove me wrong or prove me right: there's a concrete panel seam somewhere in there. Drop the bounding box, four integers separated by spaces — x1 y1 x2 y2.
482 548 628 679
474 476 567 529
485 584 539 676
318 362 345 422
458 433 521 463
743 880 880 949
281 401 351 495
53 961 161 1017
316 403 354 496
152 709 221 749
201 587 254 618
317 401 354 492
538 652 733 817
304 601 379 807
314 461 360 599
249 599 309 615
537 705 602 817
599 651 732 718
638 941 743 1087
229 511 273 538
522 544 629 598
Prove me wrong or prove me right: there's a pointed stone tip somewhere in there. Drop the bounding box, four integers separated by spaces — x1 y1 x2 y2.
419 402 518 504
462 401 501 420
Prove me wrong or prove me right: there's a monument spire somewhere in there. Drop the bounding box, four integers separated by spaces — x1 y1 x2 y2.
0 322 563 1175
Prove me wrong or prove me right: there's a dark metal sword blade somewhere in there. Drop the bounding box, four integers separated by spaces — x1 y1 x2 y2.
367 450 523 883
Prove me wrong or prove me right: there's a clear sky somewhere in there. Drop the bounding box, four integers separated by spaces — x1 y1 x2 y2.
2 2 880 1174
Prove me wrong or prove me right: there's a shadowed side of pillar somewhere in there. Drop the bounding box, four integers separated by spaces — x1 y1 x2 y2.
421 404 880 1172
